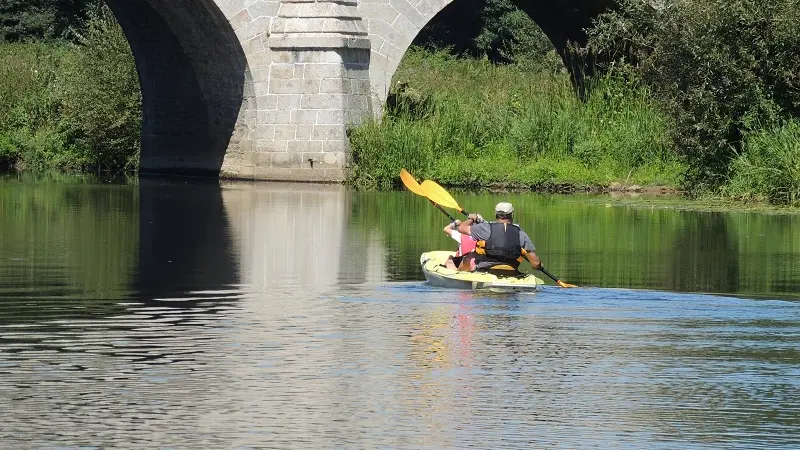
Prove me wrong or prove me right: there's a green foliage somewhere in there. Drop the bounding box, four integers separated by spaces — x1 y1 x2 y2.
584 0 800 188
0 42 66 128
0 42 74 171
414 0 559 69
0 0 102 42
473 0 558 68
0 6 141 174
0 134 19 170
61 6 141 172
348 49 684 190
726 120 800 205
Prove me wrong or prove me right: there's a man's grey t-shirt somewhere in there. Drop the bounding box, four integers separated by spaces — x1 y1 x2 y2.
470 222 536 253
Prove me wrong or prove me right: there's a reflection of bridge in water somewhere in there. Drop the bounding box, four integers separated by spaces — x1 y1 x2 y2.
1 179 797 447
220 181 387 290
135 180 389 304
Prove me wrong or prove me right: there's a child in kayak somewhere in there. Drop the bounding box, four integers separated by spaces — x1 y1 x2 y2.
443 217 480 271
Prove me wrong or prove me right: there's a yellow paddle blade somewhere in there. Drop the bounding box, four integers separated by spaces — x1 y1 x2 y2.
420 180 463 211
399 169 427 197
557 280 579 288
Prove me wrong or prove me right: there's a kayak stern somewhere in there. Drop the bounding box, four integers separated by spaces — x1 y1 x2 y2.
420 251 544 291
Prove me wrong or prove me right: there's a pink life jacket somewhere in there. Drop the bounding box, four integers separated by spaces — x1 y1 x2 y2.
458 235 477 256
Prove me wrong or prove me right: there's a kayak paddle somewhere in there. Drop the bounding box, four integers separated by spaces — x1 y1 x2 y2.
419 180 470 216
417 177 579 289
539 267 578 288
400 169 459 222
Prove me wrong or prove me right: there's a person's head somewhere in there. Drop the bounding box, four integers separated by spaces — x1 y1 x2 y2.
495 202 514 222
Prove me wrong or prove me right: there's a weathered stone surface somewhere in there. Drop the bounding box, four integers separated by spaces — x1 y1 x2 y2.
274 124 298 141
291 110 318 124
109 0 613 182
295 125 315 140
316 110 345 125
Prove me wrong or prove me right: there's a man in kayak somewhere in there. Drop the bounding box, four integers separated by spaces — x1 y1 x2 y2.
443 218 479 271
456 202 543 275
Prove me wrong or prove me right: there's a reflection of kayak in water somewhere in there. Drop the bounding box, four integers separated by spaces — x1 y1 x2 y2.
420 251 545 291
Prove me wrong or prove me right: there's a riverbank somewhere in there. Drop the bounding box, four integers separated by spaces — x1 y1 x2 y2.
580 192 800 215
1 32 797 209
347 49 686 192
347 48 800 209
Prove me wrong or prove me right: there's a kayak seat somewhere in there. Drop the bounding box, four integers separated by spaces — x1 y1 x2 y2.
478 264 524 279
487 264 515 271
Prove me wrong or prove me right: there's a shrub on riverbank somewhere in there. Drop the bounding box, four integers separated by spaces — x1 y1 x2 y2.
584 0 800 190
0 6 140 174
348 49 684 190
725 120 800 206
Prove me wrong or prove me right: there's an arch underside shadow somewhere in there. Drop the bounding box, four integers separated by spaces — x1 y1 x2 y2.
106 0 250 176
369 0 616 106
513 0 615 78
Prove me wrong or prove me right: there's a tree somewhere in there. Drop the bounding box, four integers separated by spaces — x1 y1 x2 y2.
413 0 555 67
0 0 102 42
585 0 800 187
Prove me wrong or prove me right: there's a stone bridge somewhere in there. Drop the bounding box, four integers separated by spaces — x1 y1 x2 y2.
107 0 613 181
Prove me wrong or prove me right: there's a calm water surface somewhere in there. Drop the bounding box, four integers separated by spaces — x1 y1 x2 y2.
0 176 798 448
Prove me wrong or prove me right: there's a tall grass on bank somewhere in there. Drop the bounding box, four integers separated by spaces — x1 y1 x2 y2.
0 43 70 170
348 49 685 190
0 6 141 174
726 120 800 206
585 0 800 188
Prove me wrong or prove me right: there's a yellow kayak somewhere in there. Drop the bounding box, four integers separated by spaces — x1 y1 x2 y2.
420 251 545 291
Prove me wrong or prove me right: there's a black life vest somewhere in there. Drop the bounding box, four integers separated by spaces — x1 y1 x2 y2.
474 222 524 269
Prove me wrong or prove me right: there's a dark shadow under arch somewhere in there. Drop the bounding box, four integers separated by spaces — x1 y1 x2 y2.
513 0 615 80
134 176 240 303
106 0 249 176
412 0 616 87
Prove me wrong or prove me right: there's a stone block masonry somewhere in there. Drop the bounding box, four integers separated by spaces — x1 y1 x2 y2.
112 0 606 181
220 0 372 182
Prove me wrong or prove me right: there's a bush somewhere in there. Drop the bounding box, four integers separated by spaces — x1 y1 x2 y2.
0 5 141 174
414 0 559 69
725 120 800 205
0 133 19 170
584 0 800 188
61 5 141 172
0 0 103 42
0 42 67 128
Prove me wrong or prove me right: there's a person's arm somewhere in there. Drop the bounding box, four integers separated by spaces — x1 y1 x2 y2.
520 231 542 270
523 250 543 270
443 220 462 235
457 214 483 236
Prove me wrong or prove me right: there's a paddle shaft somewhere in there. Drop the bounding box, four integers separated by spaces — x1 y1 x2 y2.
430 200 458 222
400 169 577 288
539 267 571 287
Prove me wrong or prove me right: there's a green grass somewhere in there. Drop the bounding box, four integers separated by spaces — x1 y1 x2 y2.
725 120 800 206
348 49 686 190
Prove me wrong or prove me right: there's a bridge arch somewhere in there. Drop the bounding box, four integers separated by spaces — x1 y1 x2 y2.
363 0 615 106
100 0 614 181
106 0 259 176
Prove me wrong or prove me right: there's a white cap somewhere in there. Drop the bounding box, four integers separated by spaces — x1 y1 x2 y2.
495 202 514 215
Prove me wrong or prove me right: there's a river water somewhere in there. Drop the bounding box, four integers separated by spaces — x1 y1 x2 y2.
0 176 798 448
